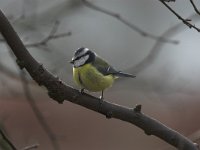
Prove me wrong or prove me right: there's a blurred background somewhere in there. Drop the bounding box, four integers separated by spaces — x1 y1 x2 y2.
1 0 200 149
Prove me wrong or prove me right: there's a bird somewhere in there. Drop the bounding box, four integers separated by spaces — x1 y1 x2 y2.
70 47 136 99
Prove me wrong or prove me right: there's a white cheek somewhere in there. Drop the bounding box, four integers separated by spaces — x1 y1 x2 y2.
74 55 89 67
74 59 84 67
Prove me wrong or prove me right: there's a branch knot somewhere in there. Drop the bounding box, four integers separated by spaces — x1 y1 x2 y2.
134 104 142 113
32 64 45 85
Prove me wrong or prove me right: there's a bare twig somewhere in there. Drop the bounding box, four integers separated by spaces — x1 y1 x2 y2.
6 46 59 150
163 0 176 2
0 20 71 49
81 0 178 44
25 32 71 48
22 143 39 150
20 71 60 150
0 62 19 79
126 21 182 75
159 0 200 32
190 0 200 15
0 9 199 150
0 129 17 150
25 21 71 48
115 13 200 85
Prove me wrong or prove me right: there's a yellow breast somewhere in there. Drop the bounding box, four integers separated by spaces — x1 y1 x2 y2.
73 64 114 92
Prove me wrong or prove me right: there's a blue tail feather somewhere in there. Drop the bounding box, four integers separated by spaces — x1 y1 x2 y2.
113 71 136 78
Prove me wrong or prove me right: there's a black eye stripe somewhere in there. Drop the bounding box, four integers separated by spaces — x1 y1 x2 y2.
75 47 87 56
76 49 91 58
74 53 89 61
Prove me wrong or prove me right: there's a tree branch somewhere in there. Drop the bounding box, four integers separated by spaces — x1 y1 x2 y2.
163 0 176 2
0 129 17 150
190 0 200 15
0 9 198 150
20 71 60 150
159 0 200 32
25 21 72 49
21 143 39 150
82 0 179 44
126 21 181 75
0 20 71 51
81 0 178 44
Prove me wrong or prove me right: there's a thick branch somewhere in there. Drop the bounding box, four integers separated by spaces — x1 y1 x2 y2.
0 9 198 150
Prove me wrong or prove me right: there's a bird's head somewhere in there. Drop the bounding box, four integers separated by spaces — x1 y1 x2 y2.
70 47 95 67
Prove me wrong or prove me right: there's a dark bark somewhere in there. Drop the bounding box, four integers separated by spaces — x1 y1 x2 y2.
0 9 198 150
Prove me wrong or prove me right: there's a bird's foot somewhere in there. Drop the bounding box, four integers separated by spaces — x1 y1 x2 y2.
79 88 85 94
99 95 104 100
99 90 104 100
98 97 104 113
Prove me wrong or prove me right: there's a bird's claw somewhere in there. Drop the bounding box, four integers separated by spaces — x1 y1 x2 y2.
99 95 104 100
99 90 104 100
79 88 84 94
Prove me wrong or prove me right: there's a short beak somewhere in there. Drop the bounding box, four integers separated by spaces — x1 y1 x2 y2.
69 60 74 64
69 57 75 64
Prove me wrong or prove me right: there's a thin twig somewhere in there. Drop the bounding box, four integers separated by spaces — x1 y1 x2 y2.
0 62 19 79
50 32 72 39
25 32 71 48
163 0 176 2
81 0 178 44
0 129 17 150
25 21 71 48
7 46 59 150
159 0 200 32
126 20 184 75
22 143 39 150
20 71 60 150
0 20 71 48
190 0 200 15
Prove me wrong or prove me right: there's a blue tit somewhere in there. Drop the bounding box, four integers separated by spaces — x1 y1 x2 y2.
70 47 136 99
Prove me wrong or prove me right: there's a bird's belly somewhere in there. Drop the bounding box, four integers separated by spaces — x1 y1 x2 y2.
73 64 114 92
